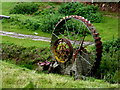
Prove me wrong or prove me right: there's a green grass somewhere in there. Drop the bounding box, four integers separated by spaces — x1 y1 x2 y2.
1 36 50 48
1 60 119 88
85 16 118 41
2 2 15 15
93 16 118 41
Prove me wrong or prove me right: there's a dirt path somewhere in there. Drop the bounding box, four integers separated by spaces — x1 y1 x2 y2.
0 31 51 42
0 31 94 45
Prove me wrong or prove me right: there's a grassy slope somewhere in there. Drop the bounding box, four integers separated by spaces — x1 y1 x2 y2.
93 16 118 41
1 60 119 88
2 2 118 41
1 36 50 48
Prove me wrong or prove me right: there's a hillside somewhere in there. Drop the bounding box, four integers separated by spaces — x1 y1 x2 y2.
1 60 119 88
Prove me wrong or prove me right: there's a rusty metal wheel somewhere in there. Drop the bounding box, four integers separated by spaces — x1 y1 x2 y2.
53 38 73 63
51 15 102 77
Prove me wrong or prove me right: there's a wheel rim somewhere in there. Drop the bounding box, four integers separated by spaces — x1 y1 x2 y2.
51 15 102 76
53 38 73 63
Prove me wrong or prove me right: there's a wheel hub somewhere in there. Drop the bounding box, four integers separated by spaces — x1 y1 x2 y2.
53 38 73 63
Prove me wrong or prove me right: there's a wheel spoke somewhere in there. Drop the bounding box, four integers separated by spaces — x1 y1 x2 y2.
72 22 84 47
59 32 68 39
65 19 70 39
78 54 92 66
72 19 75 33
80 50 95 63
52 33 59 39
83 42 95 47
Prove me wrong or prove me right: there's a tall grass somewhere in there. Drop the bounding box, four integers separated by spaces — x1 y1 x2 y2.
1 60 118 88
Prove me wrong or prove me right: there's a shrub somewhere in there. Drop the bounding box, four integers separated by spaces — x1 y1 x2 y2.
23 18 41 30
102 38 120 53
98 38 120 83
10 2 39 15
3 13 64 32
58 2 84 15
2 42 52 69
85 12 102 23
40 13 64 33
58 2 103 23
34 6 56 15
2 14 41 31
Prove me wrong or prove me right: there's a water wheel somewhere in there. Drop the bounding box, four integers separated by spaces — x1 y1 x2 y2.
50 15 102 79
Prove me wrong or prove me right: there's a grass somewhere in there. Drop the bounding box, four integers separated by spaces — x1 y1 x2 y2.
93 16 118 41
1 36 50 48
2 2 15 15
1 60 119 88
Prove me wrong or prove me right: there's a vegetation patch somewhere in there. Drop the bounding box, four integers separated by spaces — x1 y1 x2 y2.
1 36 52 69
2 43 52 69
10 2 39 15
58 2 103 23
2 13 64 32
1 61 118 88
98 38 120 83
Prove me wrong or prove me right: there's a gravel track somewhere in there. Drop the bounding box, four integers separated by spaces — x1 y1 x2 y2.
0 31 51 42
0 31 94 45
